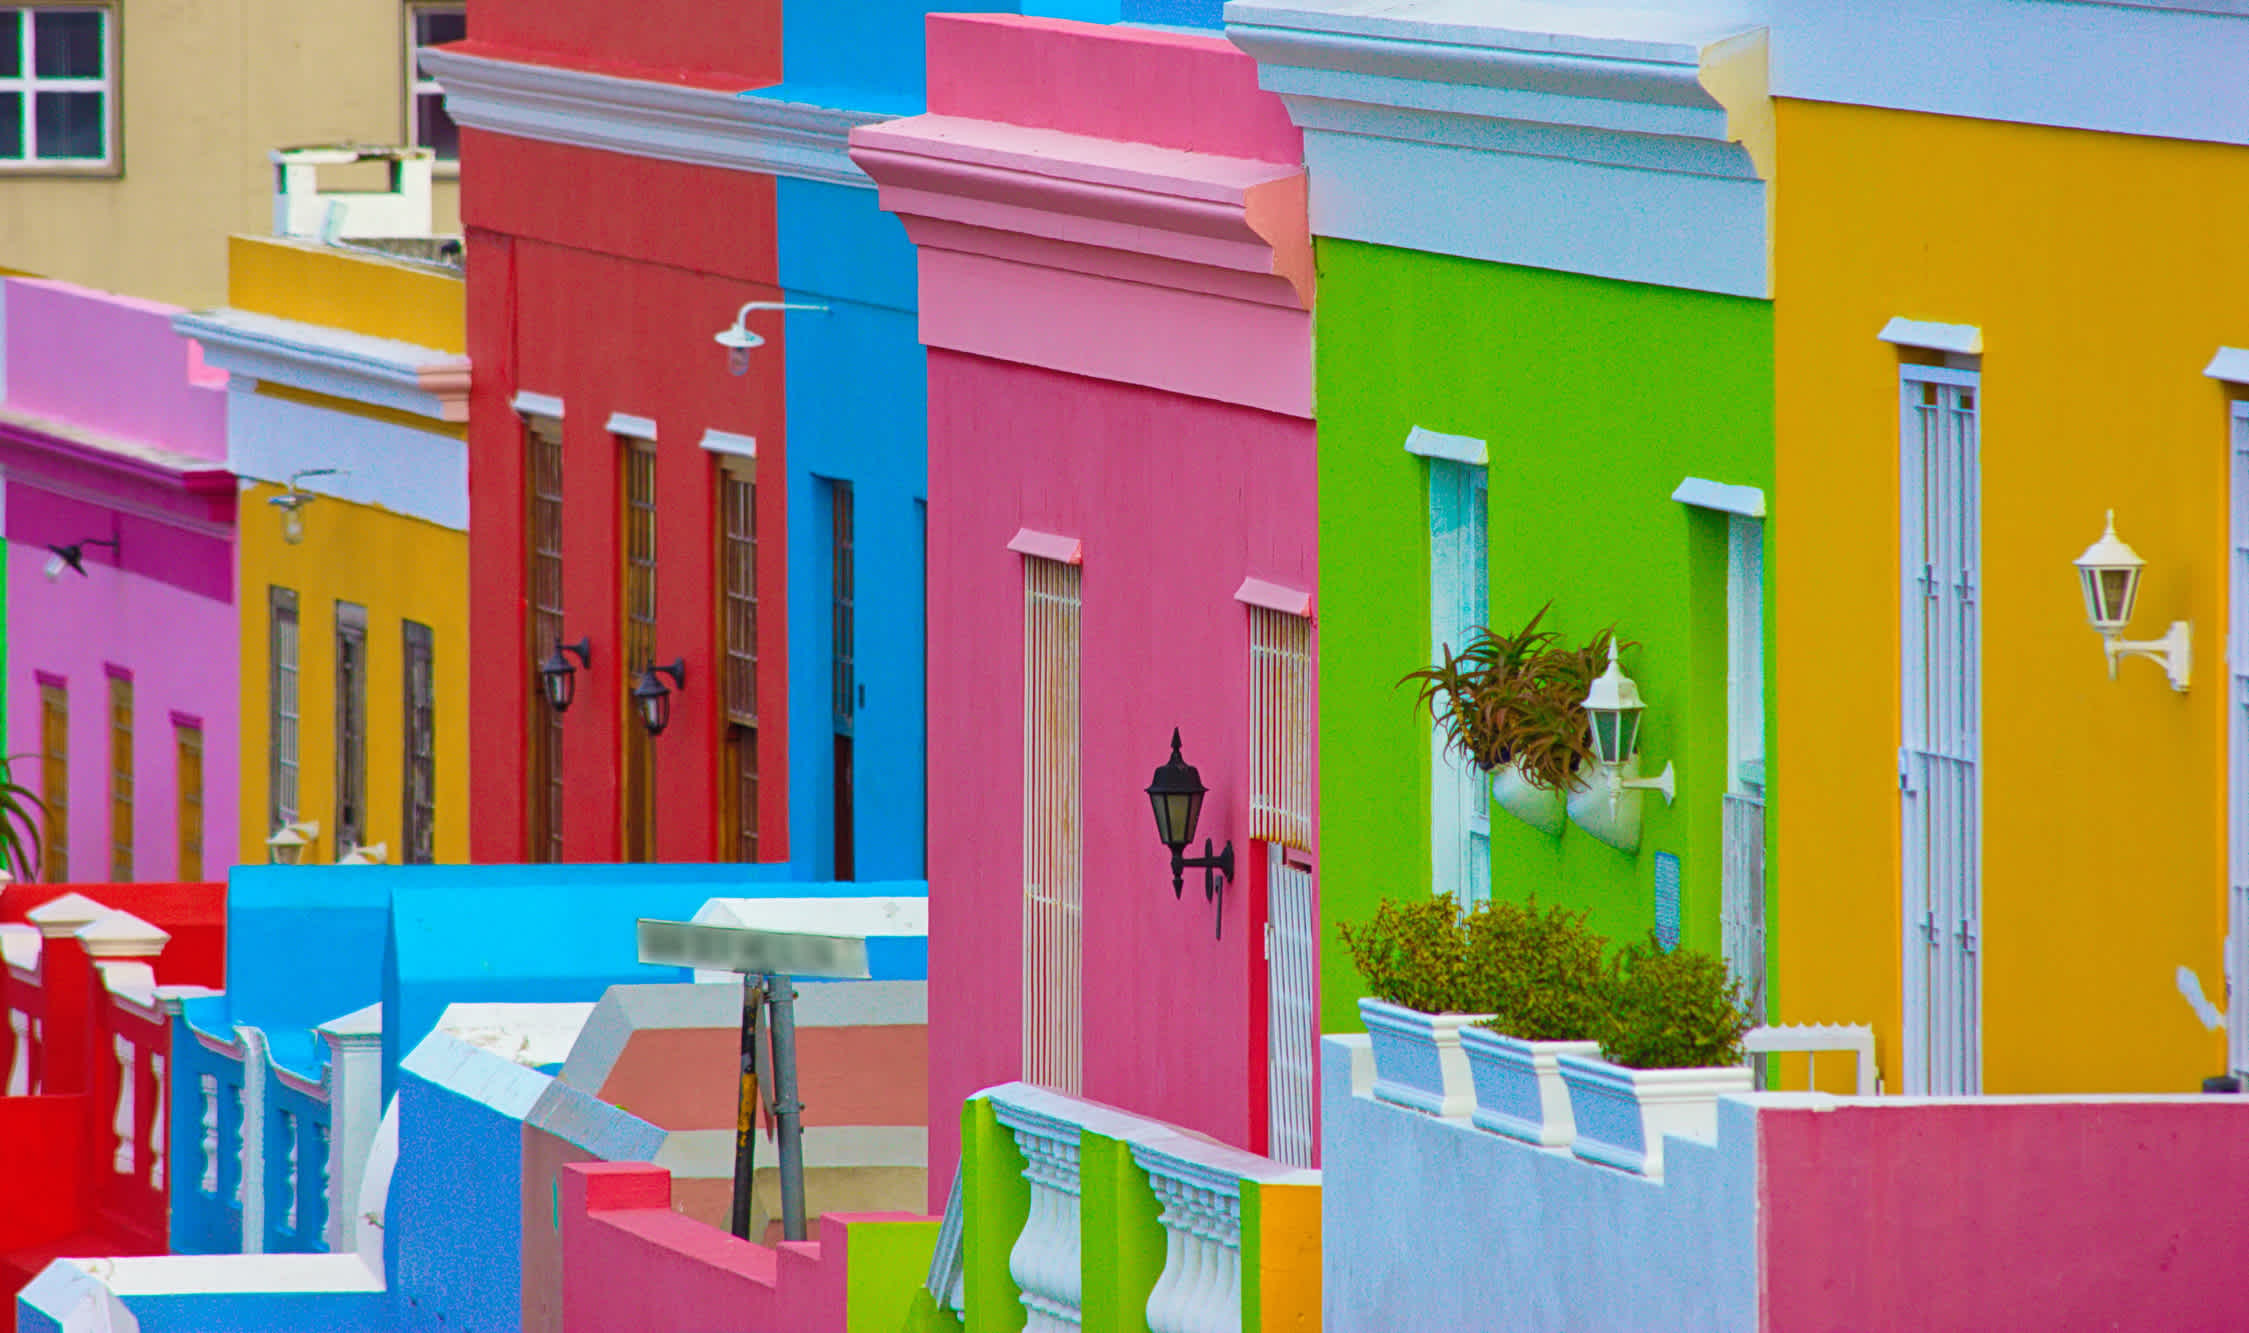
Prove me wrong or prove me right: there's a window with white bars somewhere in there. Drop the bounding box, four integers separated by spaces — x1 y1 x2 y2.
1721 516 1767 1020
335 602 369 857
405 3 464 165
525 414 564 862
2228 400 2249 1079
269 587 301 839
1249 607 1312 848
402 621 436 864
1022 555 1083 1095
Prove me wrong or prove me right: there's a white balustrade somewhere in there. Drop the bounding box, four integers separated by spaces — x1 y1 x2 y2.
233 1085 248 1207
112 1036 136 1174
1131 1144 1245 1333
149 1054 166 1189
199 1075 220 1195
280 1110 300 1233
992 1096 1086 1331
5 1010 28 1096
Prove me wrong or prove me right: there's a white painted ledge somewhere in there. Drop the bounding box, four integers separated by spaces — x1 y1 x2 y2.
1671 476 1766 518
2204 347 2249 384
699 428 757 459
172 309 470 422
605 411 657 441
1878 316 1982 356
1403 425 1488 466
511 390 565 420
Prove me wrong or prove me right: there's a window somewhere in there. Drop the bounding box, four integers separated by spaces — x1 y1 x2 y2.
175 719 204 882
334 603 369 857
107 667 130 881
405 4 464 165
525 414 565 861
1721 516 1766 1020
0 6 115 171
1022 555 1083 1094
830 479 856 880
38 676 66 881
268 587 301 839
402 621 436 864
1427 458 1490 906
718 455 759 862
620 434 657 862
1250 605 1316 1167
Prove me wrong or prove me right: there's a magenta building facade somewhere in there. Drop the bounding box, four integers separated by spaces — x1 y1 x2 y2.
0 278 239 883
853 13 1318 1196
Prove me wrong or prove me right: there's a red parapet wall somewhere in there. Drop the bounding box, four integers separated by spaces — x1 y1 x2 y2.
1761 1098 2249 1328
0 882 226 988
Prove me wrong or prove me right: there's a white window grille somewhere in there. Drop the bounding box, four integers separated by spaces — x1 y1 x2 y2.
405 4 464 164
1249 608 1313 849
1899 365 1982 1096
269 587 301 835
0 6 114 169
1721 515 1767 1020
1428 460 1490 905
1022 556 1084 1095
2229 401 2249 1079
1250 605 1317 1166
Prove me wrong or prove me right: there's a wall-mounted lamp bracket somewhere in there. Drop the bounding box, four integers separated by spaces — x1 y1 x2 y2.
2104 623 2192 692
1170 838 1236 940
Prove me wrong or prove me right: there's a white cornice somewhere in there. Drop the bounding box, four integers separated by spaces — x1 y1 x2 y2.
1226 0 1773 297
172 309 471 422
420 47 882 188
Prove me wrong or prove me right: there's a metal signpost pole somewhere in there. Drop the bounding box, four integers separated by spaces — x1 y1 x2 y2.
729 974 767 1240
764 972 809 1241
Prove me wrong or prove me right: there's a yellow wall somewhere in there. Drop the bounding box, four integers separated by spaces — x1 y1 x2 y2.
228 238 468 864
0 0 460 307
1773 99 2247 1093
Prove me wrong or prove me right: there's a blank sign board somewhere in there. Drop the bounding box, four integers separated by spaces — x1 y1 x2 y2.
637 918 872 979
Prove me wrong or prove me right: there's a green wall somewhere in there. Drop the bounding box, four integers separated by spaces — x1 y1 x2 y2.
1314 239 1774 1033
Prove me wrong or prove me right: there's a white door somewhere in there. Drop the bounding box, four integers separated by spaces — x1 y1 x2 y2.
1250 606 1317 1166
1899 366 1982 1095
1721 514 1768 1020
2229 403 2249 1078
1429 460 1490 905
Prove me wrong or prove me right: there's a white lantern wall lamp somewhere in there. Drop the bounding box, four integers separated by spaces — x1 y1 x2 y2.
266 819 321 866
1568 639 1675 855
1144 729 1236 939
715 301 831 376
270 468 346 545
2073 511 2191 692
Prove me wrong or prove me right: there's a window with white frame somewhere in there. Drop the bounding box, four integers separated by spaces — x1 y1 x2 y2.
406 3 464 165
269 587 302 838
1022 554 1083 1096
1250 603 1317 1167
0 6 114 170
1427 457 1490 906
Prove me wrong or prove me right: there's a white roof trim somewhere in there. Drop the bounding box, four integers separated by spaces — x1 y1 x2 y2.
512 390 564 419
2204 347 2249 385
1671 476 1767 518
698 428 757 459
1403 425 1488 466
172 309 471 422
605 412 657 441
1008 527 1083 565
419 47 883 189
1878 317 1983 356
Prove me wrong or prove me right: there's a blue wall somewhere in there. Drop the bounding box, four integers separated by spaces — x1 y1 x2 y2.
778 179 928 885
386 1037 541 1333
763 1 1014 115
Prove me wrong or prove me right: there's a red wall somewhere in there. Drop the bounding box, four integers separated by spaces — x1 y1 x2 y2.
924 351 1315 1198
453 0 780 89
1761 1099 2249 1329
0 882 225 987
463 128 788 864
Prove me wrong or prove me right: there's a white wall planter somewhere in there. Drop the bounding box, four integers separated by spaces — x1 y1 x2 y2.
1461 1027 1602 1148
1567 759 1645 853
1359 997 1492 1119
1557 1052 1751 1182
1490 761 1566 836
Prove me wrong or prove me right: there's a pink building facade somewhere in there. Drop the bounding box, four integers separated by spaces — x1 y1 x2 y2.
0 279 238 883
852 14 1318 1194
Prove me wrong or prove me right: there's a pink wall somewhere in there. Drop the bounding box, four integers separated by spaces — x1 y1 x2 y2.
1760 1098 2249 1329
926 352 1315 1198
2 279 227 462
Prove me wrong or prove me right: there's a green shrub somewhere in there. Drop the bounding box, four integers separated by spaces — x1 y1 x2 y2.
1467 899 1609 1043
1338 894 1471 1014
1598 936 1753 1069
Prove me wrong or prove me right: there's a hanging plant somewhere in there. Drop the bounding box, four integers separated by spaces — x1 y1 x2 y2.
1400 605 1632 793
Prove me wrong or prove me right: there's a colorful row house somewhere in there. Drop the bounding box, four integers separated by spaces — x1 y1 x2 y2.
1769 0 2249 1095
1228 0 1777 1027
0 276 239 883
175 229 471 869
855 12 1319 1182
428 0 929 877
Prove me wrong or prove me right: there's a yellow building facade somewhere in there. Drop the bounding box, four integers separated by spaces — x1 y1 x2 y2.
177 235 470 867
0 0 462 306
1771 5 2249 1094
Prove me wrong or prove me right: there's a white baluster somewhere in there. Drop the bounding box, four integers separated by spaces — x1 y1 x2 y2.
198 1075 219 1195
317 1122 332 1237
993 1098 1084 1331
232 1086 246 1206
112 1036 135 1174
4 1011 27 1096
281 1110 299 1232
1131 1145 1245 1333
149 1053 166 1190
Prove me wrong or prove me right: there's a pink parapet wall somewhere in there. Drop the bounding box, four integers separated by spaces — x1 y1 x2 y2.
1 279 228 461
1761 1097 2249 1328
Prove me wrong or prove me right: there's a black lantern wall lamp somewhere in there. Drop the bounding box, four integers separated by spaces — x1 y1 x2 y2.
538 638 593 713
43 537 119 581
1144 728 1235 939
634 658 687 736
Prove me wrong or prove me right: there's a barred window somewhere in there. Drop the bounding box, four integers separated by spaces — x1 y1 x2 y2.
402 620 436 864
525 413 565 861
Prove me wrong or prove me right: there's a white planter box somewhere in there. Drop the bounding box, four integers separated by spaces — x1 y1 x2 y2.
1359 997 1492 1119
1461 1027 1602 1148
1557 1052 1752 1181
1490 761 1565 836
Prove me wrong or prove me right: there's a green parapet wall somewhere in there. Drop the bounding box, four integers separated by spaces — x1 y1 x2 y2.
1077 1130 1165 1333
1313 238 1775 1032
846 1217 947 1333
961 1097 1030 1333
